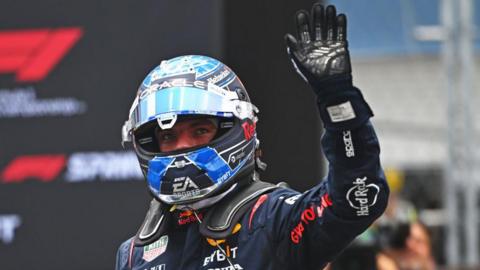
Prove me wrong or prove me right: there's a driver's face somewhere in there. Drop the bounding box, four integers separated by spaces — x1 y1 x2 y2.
156 118 218 152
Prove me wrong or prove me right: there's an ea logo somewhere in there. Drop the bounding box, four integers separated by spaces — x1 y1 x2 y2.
172 176 198 193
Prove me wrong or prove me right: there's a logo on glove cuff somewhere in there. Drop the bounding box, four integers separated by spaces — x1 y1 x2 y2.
346 177 380 216
327 101 356 123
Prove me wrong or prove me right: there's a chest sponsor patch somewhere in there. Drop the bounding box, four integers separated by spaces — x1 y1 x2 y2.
143 235 169 262
203 245 242 269
346 177 380 216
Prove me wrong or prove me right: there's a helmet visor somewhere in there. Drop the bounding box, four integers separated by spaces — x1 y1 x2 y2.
128 86 255 132
131 87 236 129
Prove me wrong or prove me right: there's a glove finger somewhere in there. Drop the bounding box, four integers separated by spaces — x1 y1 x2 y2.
326 5 337 41
295 10 311 44
285 34 307 79
336 14 347 41
311 3 324 41
285 34 300 53
285 33 305 61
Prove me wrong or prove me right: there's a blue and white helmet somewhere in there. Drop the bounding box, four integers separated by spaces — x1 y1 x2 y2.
122 55 259 205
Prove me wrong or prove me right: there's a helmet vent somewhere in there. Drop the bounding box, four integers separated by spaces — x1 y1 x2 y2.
157 113 178 130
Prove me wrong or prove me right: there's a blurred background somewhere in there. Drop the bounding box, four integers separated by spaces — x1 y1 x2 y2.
0 0 478 269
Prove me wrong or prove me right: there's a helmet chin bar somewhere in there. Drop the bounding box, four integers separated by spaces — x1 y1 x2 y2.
146 141 255 205
164 183 237 208
155 183 219 205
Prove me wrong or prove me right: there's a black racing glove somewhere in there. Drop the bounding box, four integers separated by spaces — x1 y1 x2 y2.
286 4 373 130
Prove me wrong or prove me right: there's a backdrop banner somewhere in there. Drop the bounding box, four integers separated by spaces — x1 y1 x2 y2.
0 0 223 269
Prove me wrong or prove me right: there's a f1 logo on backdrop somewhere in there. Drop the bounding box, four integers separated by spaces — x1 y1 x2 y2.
1 155 67 183
0 152 143 183
0 28 87 118
0 28 83 82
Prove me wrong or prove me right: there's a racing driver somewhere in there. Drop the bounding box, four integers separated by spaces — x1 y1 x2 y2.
116 3 389 270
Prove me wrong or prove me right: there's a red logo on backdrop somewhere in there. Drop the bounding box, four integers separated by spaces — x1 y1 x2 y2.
1 155 66 183
0 28 83 82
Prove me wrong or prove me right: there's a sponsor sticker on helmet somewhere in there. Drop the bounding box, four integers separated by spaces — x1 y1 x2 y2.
172 176 199 193
142 235 169 262
241 122 256 140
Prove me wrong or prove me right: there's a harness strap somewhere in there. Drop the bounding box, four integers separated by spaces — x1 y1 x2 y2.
199 181 278 239
133 199 170 247
132 181 280 247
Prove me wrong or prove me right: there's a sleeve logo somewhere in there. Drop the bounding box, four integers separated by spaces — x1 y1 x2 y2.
342 130 355 157
346 177 380 216
290 194 333 244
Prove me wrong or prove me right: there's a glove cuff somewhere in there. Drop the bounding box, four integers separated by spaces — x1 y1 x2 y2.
315 81 374 131
312 74 353 96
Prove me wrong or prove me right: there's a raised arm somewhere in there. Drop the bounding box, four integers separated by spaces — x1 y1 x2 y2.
250 4 389 269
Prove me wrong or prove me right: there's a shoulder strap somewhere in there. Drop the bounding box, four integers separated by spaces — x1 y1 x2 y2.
133 199 171 247
133 181 281 246
199 181 278 239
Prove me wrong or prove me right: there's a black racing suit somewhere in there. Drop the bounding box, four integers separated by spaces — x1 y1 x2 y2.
116 117 389 270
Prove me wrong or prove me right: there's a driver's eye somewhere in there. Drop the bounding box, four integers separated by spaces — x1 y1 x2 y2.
159 132 175 142
195 128 209 136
